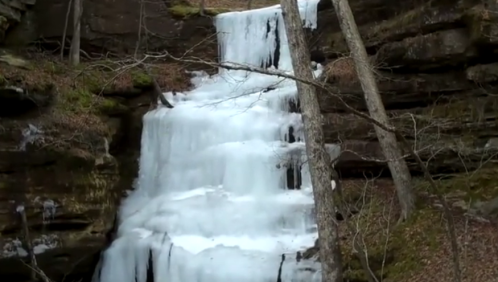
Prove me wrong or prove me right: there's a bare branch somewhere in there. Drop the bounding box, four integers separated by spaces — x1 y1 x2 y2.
146 49 461 281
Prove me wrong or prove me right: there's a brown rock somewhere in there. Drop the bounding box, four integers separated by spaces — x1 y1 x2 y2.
22 0 217 58
322 96 498 142
375 28 477 70
336 138 498 175
320 2 466 56
317 65 476 112
0 58 140 281
0 150 120 282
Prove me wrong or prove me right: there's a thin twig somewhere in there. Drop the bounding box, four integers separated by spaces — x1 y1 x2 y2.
17 206 52 282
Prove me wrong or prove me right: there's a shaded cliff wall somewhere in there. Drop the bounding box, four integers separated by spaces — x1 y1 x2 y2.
309 0 498 178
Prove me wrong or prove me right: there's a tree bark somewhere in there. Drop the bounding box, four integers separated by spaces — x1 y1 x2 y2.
199 0 205 16
280 1 343 281
70 0 82 66
330 0 415 221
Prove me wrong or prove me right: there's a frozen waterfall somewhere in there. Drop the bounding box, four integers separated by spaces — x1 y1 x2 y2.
94 1 331 281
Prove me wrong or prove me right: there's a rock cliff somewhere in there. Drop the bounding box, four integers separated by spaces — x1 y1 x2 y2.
0 0 217 280
310 0 498 178
0 0 35 42
0 50 192 281
4 0 218 60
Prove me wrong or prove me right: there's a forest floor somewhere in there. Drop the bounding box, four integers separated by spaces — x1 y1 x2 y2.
333 178 498 282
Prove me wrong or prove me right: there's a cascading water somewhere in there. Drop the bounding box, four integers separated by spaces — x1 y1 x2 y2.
95 1 334 281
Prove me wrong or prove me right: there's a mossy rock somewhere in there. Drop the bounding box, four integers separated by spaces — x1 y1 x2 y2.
131 70 153 89
168 5 231 19
60 88 95 113
97 98 130 115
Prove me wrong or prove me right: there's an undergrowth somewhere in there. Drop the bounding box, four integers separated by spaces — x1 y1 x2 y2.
0 52 191 155
310 177 498 282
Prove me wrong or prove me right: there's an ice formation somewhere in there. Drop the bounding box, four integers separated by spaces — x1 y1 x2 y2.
94 1 334 281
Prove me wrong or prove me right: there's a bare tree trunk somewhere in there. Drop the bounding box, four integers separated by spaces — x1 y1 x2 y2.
70 0 82 66
280 1 342 281
199 0 205 16
330 0 415 222
60 0 73 60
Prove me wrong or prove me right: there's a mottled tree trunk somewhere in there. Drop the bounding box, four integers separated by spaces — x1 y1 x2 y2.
70 0 82 66
330 0 415 221
280 0 343 281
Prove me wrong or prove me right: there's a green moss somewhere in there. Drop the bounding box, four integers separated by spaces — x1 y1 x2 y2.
97 98 129 115
39 60 66 75
338 182 448 281
168 5 230 18
131 70 153 88
61 88 95 113
383 208 443 280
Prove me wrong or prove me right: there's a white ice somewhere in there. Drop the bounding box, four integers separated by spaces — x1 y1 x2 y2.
96 1 330 282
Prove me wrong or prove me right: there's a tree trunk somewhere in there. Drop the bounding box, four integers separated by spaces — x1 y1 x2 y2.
199 0 205 16
280 1 343 281
70 0 82 66
330 0 415 221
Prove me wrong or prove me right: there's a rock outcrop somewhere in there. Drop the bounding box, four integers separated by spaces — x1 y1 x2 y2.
309 0 498 177
299 1 498 281
0 0 35 42
0 51 192 282
3 0 218 60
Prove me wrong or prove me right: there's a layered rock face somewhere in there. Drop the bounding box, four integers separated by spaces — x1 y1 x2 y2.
4 0 217 59
0 49 190 281
0 0 205 280
0 58 118 282
312 0 498 177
